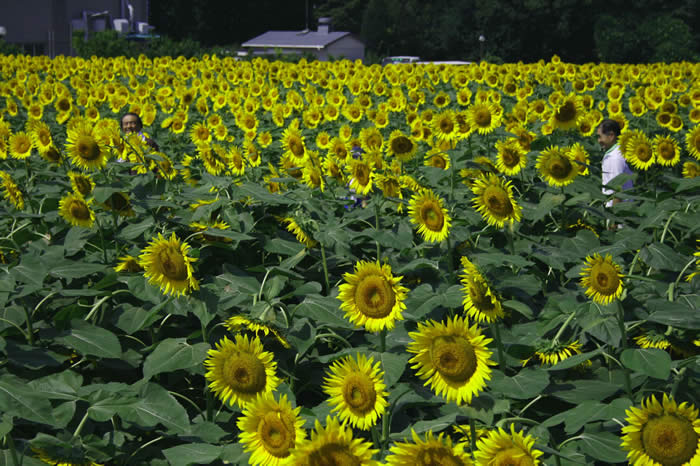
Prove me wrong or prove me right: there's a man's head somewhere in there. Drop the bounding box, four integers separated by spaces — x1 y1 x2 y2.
121 112 142 134
597 119 620 152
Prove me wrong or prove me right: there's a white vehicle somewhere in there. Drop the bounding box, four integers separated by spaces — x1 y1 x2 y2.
415 60 472 65
381 56 420 65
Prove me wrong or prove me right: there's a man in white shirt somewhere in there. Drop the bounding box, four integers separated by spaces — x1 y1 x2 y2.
597 119 633 208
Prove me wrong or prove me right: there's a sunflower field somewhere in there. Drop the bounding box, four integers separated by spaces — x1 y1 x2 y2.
0 53 699 466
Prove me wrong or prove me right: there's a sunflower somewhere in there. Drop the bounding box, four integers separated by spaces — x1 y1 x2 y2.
302 158 324 192
114 255 143 273
68 172 95 197
282 122 306 165
348 159 373 195
359 126 384 152
385 430 473 466
407 315 494 404
386 129 418 162
322 353 389 430
579 253 624 305
469 102 501 135
66 122 108 171
460 256 504 323
337 260 408 332
28 120 53 154
58 193 94 228
495 138 527 175
32 447 102 466
0 171 25 210
474 425 543 466
204 334 281 408
625 131 655 170
536 146 579 187
683 161 700 179
237 393 306 466
408 189 451 243
567 142 590 176
138 232 199 297
432 110 457 143
687 125 700 160
225 315 290 348
102 192 135 217
281 216 317 248
522 340 583 366
634 331 671 350
289 416 379 466
653 135 680 167
9 131 33 159
471 174 522 228
621 394 700 466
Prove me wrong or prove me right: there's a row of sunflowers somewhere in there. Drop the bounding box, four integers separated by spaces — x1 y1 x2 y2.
0 53 699 465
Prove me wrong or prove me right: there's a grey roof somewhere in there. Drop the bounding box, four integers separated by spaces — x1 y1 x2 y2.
242 30 351 49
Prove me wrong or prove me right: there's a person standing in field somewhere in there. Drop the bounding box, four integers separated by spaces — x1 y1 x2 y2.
121 112 159 152
597 119 633 208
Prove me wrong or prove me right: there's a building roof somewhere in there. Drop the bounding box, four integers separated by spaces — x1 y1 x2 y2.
242 30 351 49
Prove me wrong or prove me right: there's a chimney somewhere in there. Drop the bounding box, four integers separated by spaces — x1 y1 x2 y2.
317 17 331 34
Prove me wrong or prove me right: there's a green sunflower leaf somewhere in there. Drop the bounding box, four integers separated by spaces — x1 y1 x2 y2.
573 431 628 463
621 348 672 380
54 319 122 359
143 338 210 380
163 443 222 466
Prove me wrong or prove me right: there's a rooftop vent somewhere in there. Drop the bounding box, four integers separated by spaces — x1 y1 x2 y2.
317 17 332 34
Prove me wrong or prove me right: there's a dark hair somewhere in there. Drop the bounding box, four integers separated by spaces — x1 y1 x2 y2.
121 112 143 131
598 118 621 137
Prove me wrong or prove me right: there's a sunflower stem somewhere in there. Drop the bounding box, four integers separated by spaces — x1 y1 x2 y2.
379 328 386 353
670 367 686 399
22 304 35 345
374 203 381 259
615 300 633 398
491 321 506 372
469 417 478 457
95 216 109 264
4 434 20 466
72 410 90 439
551 311 576 346
320 243 331 295
659 211 677 244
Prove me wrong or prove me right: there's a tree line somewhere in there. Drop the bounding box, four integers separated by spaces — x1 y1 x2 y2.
145 0 698 63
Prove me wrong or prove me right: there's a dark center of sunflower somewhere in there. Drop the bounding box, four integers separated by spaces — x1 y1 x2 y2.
354 274 396 318
416 447 464 466
341 373 377 414
17 139 31 153
658 142 674 161
354 164 369 185
482 186 513 217
39 131 51 146
107 193 129 212
641 414 697 465
381 179 399 197
439 118 454 133
45 147 61 162
76 135 100 161
469 279 496 311
308 443 361 466
57 99 70 112
501 149 519 167
74 178 92 196
419 201 445 232
474 109 491 127
69 200 91 220
430 155 447 169
548 156 573 179
222 352 267 394
591 261 620 295
658 113 671 125
491 447 536 466
635 143 652 162
555 101 576 123
367 134 382 149
258 411 296 457
156 247 188 281
392 136 413 155
430 336 477 383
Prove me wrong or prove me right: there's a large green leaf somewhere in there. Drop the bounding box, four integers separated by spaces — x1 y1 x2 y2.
0 375 57 426
143 338 210 380
162 443 222 466
390 412 458 440
49 261 108 279
551 380 621 404
294 295 356 330
574 431 628 463
621 348 671 380
639 243 687 272
120 383 190 434
368 351 410 389
54 320 122 359
489 368 550 399
645 299 700 329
